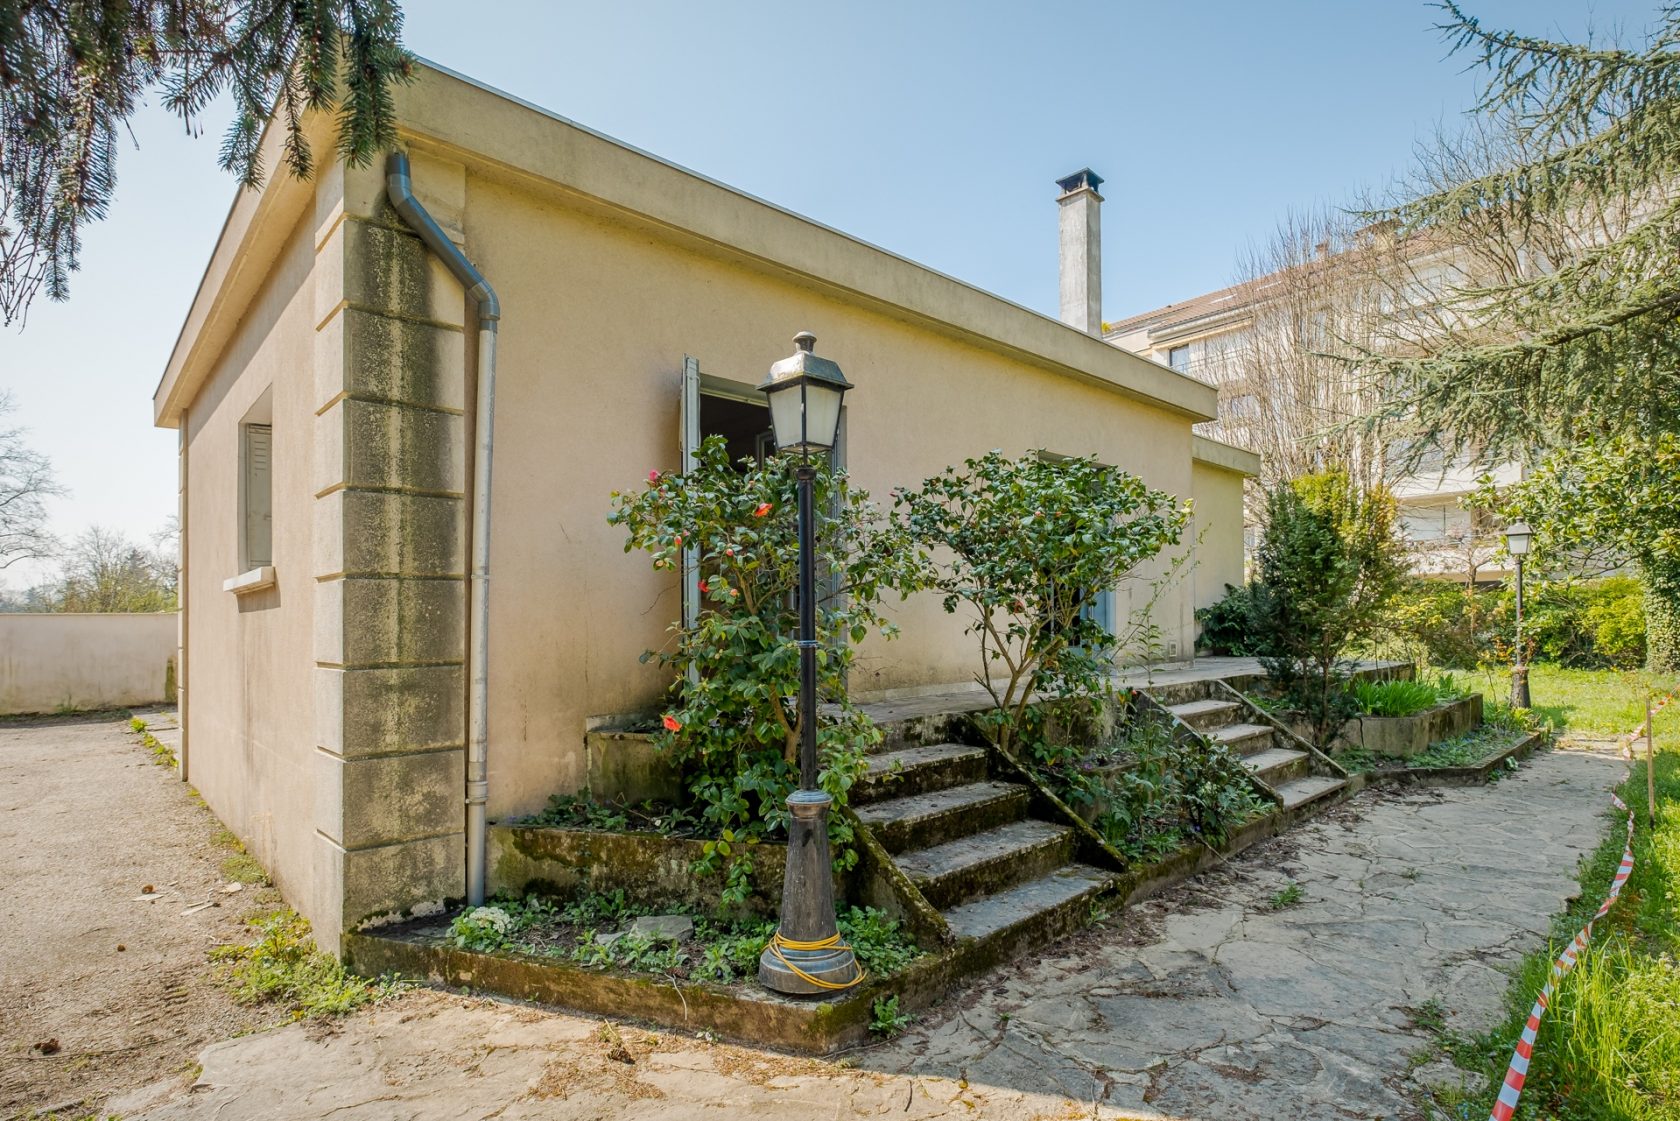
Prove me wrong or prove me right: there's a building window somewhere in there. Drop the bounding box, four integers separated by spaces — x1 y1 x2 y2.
242 423 273 569
1167 345 1191 372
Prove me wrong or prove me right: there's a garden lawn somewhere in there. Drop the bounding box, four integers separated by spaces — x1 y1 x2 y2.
1466 664 1680 736
1432 734 1680 1120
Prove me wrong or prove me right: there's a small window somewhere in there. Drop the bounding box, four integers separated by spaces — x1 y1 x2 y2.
1167 345 1191 372
242 423 273 568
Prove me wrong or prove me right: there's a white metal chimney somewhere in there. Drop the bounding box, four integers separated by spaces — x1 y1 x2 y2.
1056 169 1104 335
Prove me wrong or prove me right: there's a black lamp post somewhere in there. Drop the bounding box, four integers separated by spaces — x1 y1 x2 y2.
1506 520 1534 709
756 332 862 995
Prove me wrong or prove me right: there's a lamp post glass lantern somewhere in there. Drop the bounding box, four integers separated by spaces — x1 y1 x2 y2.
1506 521 1534 709
755 332 862 995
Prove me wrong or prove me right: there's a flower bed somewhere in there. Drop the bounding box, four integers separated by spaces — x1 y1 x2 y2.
1335 719 1547 784
445 894 921 986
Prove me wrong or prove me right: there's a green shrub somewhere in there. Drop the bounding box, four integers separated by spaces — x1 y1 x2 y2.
1379 576 1648 671
1379 579 1490 668
1249 471 1406 747
1196 583 1258 656
1587 578 1648 666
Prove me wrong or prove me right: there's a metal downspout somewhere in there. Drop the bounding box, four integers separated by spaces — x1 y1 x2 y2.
385 151 500 906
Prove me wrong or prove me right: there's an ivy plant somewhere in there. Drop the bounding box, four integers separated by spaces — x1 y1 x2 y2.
892 450 1188 760
609 436 917 895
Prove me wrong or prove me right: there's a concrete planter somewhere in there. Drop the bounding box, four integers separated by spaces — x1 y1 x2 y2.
1336 694 1484 759
489 824 788 919
583 730 682 803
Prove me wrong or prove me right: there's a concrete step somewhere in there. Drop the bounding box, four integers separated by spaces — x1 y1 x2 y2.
1166 698 1243 733
942 863 1114 944
1141 681 1213 708
853 781 1031 854
895 819 1076 911
853 743 989 805
1242 746 1311 788
1275 774 1346 811
1211 722 1274 755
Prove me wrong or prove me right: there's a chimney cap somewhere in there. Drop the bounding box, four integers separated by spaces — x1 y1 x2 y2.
1055 168 1104 196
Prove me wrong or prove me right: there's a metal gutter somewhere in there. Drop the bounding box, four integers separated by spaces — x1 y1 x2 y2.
386 150 500 906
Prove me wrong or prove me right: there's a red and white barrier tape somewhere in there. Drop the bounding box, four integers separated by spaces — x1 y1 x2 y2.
1488 794 1636 1121
1622 687 1678 759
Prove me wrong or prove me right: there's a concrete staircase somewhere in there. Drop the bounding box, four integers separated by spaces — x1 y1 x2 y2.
850 739 1113 951
1141 679 1348 812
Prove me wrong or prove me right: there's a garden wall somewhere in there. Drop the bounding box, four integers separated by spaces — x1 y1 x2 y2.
0 613 178 714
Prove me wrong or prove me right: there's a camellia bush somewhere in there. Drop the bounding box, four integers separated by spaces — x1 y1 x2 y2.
892 450 1189 760
609 437 916 897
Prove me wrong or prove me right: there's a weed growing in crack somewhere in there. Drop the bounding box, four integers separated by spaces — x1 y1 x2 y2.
211 909 399 1019
1263 882 1304 911
870 995 912 1038
130 717 177 768
1411 998 1448 1035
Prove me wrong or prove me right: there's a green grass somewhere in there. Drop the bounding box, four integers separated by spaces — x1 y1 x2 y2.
1467 664 1680 736
1430 742 1680 1119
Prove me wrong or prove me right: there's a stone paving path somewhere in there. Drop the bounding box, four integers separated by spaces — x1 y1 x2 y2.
124 747 1621 1121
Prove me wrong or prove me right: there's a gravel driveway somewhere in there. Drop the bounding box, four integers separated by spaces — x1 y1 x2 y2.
0 711 270 1119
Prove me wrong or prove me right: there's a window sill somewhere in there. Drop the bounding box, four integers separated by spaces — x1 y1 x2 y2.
223 566 276 595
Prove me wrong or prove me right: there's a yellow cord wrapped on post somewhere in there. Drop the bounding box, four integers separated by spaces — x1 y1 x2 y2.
767 932 868 991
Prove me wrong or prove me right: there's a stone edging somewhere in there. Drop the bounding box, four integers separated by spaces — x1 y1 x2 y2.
345 777 1369 1055
1369 730 1551 788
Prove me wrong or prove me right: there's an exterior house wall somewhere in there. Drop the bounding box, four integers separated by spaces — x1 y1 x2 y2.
178 199 323 925
437 166 1200 821
1191 457 1248 611
157 63 1253 950
0 613 178 714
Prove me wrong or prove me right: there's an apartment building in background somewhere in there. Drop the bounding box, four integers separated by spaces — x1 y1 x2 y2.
1105 272 1519 585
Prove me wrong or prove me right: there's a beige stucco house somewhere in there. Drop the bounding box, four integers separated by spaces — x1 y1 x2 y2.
153 60 1257 949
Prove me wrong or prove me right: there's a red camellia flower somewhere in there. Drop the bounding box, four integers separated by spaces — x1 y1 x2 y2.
674 533 683 546
725 548 735 557
698 580 709 594
662 714 682 732
753 502 773 517
648 470 659 483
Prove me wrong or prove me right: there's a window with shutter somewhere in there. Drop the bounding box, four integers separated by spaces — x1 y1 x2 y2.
243 424 273 568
